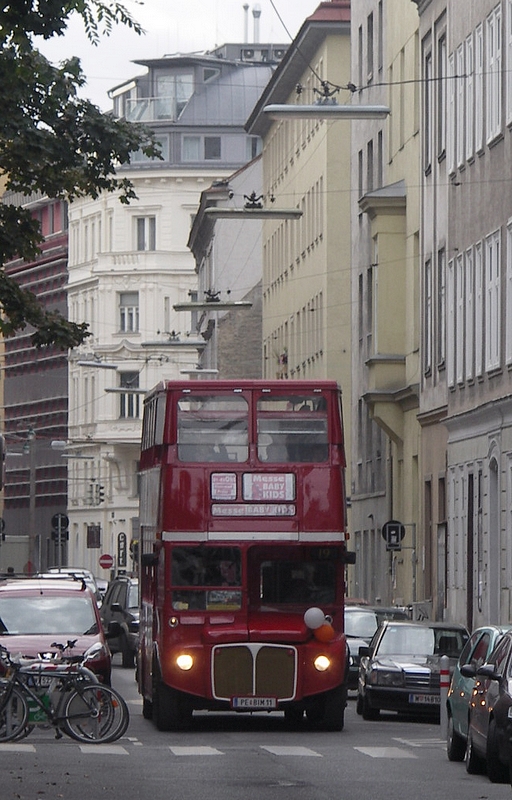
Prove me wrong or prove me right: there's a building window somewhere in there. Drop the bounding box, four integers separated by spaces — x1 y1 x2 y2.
506 222 512 364
465 247 474 380
475 242 484 376
456 253 464 383
475 24 484 151
437 35 447 157
507 1 512 122
119 292 139 333
183 135 221 161
136 216 156 251
465 34 474 160
486 4 502 141
367 12 374 81
447 53 456 173
447 258 455 386
119 372 140 419
424 258 433 374
437 248 446 367
485 229 501 371
456 44 465 167
424 49 433 171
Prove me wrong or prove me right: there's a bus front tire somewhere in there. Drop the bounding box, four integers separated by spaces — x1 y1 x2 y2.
153 677 191 732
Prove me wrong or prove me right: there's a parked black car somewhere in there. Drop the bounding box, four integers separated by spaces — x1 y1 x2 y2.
344 605 409 689
462 629 512 783
100 575 139 668
357 620 469 720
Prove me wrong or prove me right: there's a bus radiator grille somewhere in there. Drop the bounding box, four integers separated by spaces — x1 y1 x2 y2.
212 643 296 701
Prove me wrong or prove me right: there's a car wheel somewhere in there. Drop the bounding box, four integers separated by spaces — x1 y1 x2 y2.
320 685 346 732
486 718 509 783
447 713 466 762
362 693 379 721
120 635 135 669
465 729 486 775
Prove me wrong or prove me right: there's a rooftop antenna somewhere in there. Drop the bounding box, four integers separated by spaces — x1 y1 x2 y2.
252 3 261 44
243 3 249 44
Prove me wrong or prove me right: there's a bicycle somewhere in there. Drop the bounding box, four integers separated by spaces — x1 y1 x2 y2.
0 641 130 743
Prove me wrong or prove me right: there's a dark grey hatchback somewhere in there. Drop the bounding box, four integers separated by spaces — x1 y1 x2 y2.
100 575 139 668
357 620 469 720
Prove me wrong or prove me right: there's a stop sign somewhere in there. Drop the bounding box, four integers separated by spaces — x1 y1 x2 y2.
99 554 114 569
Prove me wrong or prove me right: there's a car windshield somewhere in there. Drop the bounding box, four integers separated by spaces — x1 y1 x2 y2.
376 625 467 657
345 609 379 638
0 595 98 635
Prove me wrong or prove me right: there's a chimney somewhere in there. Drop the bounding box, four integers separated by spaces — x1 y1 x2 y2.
252 4 261 44
243 4 249 44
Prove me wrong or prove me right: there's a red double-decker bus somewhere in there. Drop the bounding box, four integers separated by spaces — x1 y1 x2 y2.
138 380 355 730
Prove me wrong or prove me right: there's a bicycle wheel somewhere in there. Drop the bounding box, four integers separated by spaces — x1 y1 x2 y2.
0 685 29 742
63 685 129 743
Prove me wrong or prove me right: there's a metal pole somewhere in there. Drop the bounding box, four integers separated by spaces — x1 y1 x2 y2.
439 654 450 738
27 428 37 573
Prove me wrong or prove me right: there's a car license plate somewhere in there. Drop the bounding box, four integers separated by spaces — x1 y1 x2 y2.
409 693 440 705
232 696 277 710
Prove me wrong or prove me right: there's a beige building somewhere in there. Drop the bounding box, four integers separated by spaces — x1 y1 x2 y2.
349 0 422 609
247 0 354 528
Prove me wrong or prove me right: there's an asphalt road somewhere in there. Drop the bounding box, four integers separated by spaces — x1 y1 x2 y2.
1 657 510 800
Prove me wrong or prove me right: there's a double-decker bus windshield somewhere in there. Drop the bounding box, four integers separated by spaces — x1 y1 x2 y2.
171 546 242 611
177 395 248 463
257 395 328 463
258 558 336 608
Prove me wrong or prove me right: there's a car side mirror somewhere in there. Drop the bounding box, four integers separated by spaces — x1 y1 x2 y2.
359 645 371 658
476 663 501 682
460 663 477 678
111 602 122 612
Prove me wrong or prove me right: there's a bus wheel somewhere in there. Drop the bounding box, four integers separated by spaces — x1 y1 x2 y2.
142 697 153 720
321 686 346 732
153 677 191 731
283 706 304 729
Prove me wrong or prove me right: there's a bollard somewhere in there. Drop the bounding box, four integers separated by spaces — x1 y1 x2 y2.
439 654 450 738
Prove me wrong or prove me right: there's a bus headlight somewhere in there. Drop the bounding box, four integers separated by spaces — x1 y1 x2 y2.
176 654 194 671
314 655 331 672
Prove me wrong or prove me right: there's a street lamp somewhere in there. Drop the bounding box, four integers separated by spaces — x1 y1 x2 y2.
263 102 390 120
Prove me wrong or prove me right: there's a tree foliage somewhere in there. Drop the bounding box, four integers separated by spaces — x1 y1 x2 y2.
0 1 161 349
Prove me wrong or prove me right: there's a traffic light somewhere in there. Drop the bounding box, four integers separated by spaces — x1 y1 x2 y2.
97 485 105 504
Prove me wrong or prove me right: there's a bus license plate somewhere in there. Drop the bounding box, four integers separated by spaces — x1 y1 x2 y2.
232 696 277 710
409 693 440 705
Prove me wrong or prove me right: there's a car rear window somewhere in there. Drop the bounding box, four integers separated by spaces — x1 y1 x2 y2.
0 595 98 635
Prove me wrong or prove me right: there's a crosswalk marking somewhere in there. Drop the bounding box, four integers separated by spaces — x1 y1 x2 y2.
170 746 224 756
354 746 418 759
261 745 322 757
79 744 129 755
394 737 445 748
0 743 36 753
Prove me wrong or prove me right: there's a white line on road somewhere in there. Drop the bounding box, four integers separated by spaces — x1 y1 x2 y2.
170 746 224 755
354 746 418 759
261 745 322 757
79 744 129 755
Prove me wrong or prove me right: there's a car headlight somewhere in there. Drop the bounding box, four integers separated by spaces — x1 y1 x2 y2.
176 653 194 671
368 668 404 687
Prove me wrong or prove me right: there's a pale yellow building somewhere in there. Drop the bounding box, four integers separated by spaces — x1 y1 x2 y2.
349 0 423 609
247 0 353 524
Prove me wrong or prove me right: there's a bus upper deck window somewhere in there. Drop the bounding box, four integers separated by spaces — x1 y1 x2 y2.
177 394 249 463
257 395 328 464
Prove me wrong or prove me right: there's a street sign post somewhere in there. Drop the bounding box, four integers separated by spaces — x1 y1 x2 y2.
382 519 405 551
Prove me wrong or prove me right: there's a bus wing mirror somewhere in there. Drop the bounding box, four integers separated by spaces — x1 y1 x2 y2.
141 553 158 568
343 551 356 565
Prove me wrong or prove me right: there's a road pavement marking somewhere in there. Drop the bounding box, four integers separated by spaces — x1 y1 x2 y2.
0 743 36 753
79 744 129 755
354 746 418 759
393 737 445 748
170 746 224 755
261 745 322 757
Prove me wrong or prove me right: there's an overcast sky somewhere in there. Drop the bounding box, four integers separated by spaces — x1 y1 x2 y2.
39 0 321 110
